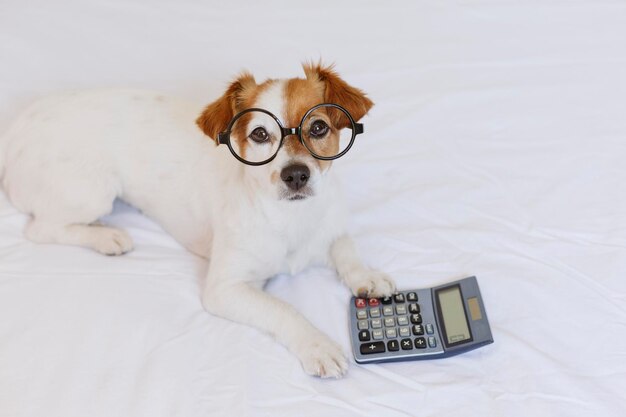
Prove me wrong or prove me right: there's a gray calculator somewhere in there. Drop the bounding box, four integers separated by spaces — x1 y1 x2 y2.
349 276 493 364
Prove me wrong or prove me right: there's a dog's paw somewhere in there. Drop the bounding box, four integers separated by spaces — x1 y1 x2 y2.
296 336 348 378
348 269 396 298
92 227 134 256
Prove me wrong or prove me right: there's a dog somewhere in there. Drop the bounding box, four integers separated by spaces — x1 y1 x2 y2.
0 63 396 378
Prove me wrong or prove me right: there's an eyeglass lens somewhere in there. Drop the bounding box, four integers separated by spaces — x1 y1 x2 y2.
230 111 282 164
300 105 354 158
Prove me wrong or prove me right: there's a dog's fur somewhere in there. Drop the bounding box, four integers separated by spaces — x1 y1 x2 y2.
0 64 396 377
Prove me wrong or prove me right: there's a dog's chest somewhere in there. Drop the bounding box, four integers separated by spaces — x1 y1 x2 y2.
234 199 345 277
280 219 333 274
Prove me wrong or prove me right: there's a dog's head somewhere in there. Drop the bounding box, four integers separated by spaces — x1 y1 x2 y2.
196 63 373 201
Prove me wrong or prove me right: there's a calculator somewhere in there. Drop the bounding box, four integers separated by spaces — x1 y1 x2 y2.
349 276 493 364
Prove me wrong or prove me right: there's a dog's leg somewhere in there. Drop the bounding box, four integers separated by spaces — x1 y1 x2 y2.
202 278 348 378
330 235 396 298
13 168 133 255
25 219 133 256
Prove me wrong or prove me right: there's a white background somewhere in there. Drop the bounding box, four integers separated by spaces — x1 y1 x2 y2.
1 1 626 416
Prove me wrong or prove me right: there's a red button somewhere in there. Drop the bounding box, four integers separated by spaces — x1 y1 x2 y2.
368 298 380 307
355 298 367 308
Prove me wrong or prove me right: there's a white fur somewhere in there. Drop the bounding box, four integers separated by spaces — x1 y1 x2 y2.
0 87 395 378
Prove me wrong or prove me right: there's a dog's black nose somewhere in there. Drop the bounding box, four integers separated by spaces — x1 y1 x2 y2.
280 164 310 191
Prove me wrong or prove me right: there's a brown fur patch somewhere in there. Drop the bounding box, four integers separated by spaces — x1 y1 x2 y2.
283 63 374 171
196 73 256 143
284 78 325 127
195 74 277 147
283 78 325 160
302 62 374 128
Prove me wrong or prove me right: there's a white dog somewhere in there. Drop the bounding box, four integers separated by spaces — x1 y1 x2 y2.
0 63 396 378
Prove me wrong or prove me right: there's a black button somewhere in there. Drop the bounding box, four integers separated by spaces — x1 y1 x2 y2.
381 296 393 305
410 313 422 324
387 340 399 351
414 337 427 349
360 341 385 355
408 303 420 313
358 330 370 341
412 324 424 335
394 293 405 303
401 338 413 350
407 292 418 301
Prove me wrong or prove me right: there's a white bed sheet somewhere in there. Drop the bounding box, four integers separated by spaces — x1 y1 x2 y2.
1 1 626 416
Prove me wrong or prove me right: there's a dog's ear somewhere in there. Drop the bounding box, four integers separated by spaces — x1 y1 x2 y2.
303 62 373 128
196 73 257 143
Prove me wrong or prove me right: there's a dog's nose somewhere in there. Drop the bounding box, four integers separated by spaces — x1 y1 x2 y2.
280 164 310 191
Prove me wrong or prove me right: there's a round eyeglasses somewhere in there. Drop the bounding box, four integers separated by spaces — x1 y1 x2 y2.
216 103 364 166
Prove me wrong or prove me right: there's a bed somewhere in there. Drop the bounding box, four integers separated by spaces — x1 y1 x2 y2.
1 1 625 416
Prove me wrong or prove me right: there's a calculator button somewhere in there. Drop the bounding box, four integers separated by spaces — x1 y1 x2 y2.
407 292 418 302
414 337 427 349
386 328 397 338
358 330 371 341
357 320 369 330
360 342 385 355
401 338 413 350
371 318 382 329
397 316 409 326
410 313 422 324
355 298 367 308
381 296 393 305
384 318 395 327
428 337 437 348
399 327 410 337
387 340 399 351
372 329 384 340
368 298 380 307
395 305 407 315
356 310 367 320
394 293 405 303
426 323 434 334
369 308 381 318
412 324 424 335
408 303 420 314
382 306 394 316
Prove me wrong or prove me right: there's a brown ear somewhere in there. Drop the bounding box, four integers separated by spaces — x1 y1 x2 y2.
196 73 257 143
303 62 374 128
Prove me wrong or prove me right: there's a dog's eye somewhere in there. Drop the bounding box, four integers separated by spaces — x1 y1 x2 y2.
249 127 270 143
309 120 329 138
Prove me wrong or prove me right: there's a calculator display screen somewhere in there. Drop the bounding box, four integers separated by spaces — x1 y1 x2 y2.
437 285 472 346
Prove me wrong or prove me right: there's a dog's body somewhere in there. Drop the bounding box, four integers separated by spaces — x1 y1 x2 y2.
0 65 395 377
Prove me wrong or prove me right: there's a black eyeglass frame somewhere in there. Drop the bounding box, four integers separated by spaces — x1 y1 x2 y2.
216 103 364 166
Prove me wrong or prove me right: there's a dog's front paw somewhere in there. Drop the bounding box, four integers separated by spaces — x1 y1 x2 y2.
347 269 396 298
295 336 348 378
